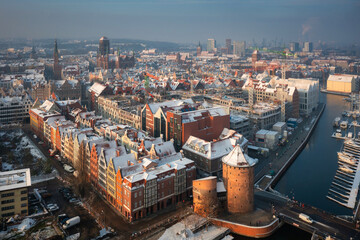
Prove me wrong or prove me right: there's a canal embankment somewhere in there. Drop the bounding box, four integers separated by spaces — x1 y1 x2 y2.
266 103 326 190
255 103 326 190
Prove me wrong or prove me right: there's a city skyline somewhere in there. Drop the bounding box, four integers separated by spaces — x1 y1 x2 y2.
0 0 359 44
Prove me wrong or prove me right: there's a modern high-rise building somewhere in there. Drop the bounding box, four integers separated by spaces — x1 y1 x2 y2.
225 39 232 54
207 39 216 53
303 42 313 52
97 36 110 69
99 36 110 55
289 42 300 52
53 39 62 80
233 41 246 57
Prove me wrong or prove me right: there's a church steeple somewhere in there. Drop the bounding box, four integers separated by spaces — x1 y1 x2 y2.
196 41 202 56
54 39 59 59
53 39 62 80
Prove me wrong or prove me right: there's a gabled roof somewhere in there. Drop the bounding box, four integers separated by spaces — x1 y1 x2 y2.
89 82 106 97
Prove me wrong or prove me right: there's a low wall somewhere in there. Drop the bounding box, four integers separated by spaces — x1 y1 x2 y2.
211 217 280 238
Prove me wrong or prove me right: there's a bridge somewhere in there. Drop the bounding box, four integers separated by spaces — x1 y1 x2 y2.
255 190 360 240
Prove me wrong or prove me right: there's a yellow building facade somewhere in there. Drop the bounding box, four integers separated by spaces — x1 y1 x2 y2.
0 169 31 218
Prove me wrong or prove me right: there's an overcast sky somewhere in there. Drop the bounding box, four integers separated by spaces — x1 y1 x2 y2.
1 0 359 44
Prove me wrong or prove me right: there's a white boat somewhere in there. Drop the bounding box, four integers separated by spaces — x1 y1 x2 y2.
335 129 342 137
340 165 354 173
333 117 341 127
340 121 348 129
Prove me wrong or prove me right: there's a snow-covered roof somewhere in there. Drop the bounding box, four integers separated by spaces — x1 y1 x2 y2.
327 74 354 83
183 136 234 160
40 100 55 112
147 99 194 114
159 214 229 240
180 107 227 124
154 141 176 157
89 82 106 97
222 145 257 168
0 168 31 192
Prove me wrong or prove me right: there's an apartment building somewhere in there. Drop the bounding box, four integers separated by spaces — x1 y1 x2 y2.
0 169 31 218
0 95 32 125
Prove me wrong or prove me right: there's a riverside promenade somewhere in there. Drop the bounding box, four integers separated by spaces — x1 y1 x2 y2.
255 103 326 190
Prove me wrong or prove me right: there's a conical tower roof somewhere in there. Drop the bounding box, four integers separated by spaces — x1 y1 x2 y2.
222 145 257 168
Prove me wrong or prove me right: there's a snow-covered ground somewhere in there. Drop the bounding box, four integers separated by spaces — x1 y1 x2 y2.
2 162 14 171
16 135 46 160
0 218 36 239
1 129 47 166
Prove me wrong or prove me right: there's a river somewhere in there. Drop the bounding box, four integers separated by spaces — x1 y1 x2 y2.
234 93 353 239
275 93 353 216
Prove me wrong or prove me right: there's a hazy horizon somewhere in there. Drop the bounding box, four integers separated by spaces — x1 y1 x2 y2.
1 0 359 45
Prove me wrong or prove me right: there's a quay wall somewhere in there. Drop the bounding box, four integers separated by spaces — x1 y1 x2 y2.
211 218 281 238
266 103 326 190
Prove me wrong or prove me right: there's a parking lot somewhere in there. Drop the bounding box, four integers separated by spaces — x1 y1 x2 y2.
30 179 101 239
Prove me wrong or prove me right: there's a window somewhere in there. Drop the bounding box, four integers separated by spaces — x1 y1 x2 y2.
1 192 14 198
135 202 137 208
21 197 27 201
21 210 27 214
21 203 27 207
139 200 142 206
134 192 137 198
1 199 14 204
1 206 14 211
139 191 142 196
21 190 27 194
2 212 14 217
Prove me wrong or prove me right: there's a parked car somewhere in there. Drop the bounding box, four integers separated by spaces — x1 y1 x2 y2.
69 198 80 203
41 192 52 199
47 203 59 212
63 164 74 173
62 216 80 230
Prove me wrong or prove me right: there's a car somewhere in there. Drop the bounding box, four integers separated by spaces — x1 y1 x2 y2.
63 164 74 173
59 187 72 193
41 192 52 199
47 203 59 211
48 205 59 212
69 198 80 203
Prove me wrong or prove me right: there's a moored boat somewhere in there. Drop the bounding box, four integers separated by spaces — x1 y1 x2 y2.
333 117 341 127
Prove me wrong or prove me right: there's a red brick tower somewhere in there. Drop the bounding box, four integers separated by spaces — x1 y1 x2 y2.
222 145 257 214
193 176 218 218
